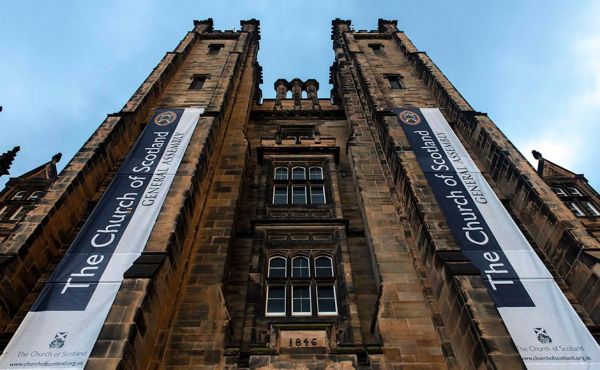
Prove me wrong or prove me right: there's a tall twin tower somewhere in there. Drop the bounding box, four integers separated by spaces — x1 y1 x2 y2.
0 18 599 370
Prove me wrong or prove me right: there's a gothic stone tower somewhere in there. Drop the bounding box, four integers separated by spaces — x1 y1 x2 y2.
0 18 598 370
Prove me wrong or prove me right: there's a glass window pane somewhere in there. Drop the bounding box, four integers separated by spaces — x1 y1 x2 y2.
292 186 306 204
552 187 566 196
568 202 585 217
315 257 333 277
585 202 600 216
28 191 43 200
274 167 288 180
309 167 323 180
292 257 310 277
292 286 311 314
567 187 582 196
266 286 286 315
12 191 27 200
317 286 337 314
292 167 306 180
310 186 326 205
269 257 287 278
273 186 288 205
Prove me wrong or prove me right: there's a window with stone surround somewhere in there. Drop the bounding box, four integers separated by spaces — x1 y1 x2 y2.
271 163 327 206
189 75 208 90
368 43 385 56
207 43 224 55
265 254 337 317
552 184 600 217
12 191 27 200
386 75 405 90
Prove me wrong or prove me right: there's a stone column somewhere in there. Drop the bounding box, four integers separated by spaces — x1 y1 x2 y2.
304 79 320 110
273 79 289 110
290 78 303 109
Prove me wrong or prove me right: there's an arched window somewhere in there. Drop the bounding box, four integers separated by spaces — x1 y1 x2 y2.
274 167 288 180
28 191 44 200
292 256 310 278
265 255 339 318
12 191 27 200
309 166 323 180
292 167 306 180
314 256 334 278
268 256 287 278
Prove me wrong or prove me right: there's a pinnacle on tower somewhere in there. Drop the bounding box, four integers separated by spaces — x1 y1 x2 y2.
0 146 20 177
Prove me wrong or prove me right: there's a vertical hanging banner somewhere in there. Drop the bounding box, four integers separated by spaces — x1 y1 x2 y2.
394 107 600 368
0 107 203 369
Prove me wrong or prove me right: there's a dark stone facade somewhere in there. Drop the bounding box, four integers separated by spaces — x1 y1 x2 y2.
0 18 598 369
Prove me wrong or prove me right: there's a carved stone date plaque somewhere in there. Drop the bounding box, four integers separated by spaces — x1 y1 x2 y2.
279 330 328 350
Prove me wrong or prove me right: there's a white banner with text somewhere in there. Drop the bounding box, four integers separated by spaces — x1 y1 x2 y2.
0 107 203 369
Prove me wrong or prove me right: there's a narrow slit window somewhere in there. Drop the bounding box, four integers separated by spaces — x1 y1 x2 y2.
387 75 404 90
292 167 306 180
189 75 207 90
292 286 312 315
309 166 323 180
292 256 310 278
310 186 326 205
316 285 337 315
269 256 287 278
273 186 288 205
266 286 286 316
274 167 288 180
315 257 334 278
292 186 307 205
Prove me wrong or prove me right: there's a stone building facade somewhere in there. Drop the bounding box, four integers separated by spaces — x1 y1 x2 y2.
0 18 599 369
0 152 61 242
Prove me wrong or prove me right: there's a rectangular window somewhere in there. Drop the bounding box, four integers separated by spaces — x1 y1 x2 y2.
585 202 600 216
266 286 286 316
567 187 582 196
281 127 314 141
189 75 207 90
310 186 326 205
316 285 337 315
273 186 288 205
292 186 307 205
552 187 567 197
208 43 224 55
292 286 312 315
9 206 26 221
567 202 585 217
387 75 404 90
368 43 385 56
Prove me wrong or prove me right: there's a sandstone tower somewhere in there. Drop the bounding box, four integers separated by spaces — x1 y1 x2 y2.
0 18 598 369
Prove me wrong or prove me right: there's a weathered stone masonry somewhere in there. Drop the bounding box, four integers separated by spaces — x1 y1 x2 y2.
0 18 599 370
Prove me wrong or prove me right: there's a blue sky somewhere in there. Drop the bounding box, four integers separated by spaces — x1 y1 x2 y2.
1 1 599 189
